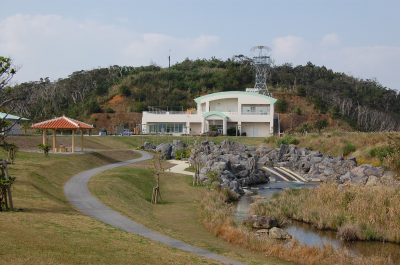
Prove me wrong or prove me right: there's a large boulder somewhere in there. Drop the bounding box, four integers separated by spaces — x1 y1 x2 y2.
156 143 172 159
142 141 155 150
251 216 278 229
269 227 292 240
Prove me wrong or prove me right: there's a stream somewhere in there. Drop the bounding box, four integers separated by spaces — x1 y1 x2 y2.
235 181 400 262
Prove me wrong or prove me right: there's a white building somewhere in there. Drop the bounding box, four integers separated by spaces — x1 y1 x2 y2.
141 90 276 137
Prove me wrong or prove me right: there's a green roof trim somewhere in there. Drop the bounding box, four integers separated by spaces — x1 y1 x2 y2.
203 111 227 119
194 91 277 104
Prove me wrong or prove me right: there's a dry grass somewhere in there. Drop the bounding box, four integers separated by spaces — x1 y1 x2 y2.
200 189 394 265
89 164 287 265
0 147 220 264
253 184 400 243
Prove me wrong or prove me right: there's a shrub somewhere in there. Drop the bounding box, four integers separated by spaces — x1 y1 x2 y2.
206 170 219 186
276 135 299 146
105 107 115 113
119 85 131 97
38 144 50 157
342 143 356 156
227 127 238 136
298 123 312 134
314 119 328 133
275 99 288 113
337 224 361 241
369 146 394 162
294 107 302 115
175 148 191 160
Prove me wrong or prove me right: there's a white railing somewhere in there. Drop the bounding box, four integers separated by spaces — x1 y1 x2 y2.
241 112 269 115
144 110 197 115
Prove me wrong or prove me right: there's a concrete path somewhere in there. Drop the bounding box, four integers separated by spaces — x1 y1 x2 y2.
64 150 245 265
167 159 195 176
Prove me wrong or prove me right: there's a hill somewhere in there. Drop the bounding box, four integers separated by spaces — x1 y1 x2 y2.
7 59 400 132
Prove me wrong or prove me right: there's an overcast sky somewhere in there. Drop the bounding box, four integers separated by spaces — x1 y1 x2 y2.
1 0 399 90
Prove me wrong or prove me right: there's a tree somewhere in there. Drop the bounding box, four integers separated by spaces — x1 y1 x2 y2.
189 143 204 186
0 57 21 141
151 152 163 204
314 119 328 134
275 99 288 113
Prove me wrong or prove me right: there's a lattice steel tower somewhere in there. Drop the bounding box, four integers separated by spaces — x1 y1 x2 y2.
250 45 272 95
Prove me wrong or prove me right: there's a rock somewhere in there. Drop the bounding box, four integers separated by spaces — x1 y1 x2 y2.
252 216 278 229
142 141 155 150
255 229 269 236
366 175 380 186
268 227 292 240
156 143 172 159
171 140 186 158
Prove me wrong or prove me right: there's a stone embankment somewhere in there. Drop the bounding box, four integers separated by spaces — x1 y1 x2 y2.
143 140 399 195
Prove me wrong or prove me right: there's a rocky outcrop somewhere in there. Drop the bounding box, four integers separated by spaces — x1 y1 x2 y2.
142 140 188 160
255 144 397 186
268 227 292 240
189 140 271 194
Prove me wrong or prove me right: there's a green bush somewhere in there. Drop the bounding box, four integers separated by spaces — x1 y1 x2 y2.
342 142 356 156
314 119 328 133
105 107 115 113
277 135 300 146
369 146 394 162
227 127 238 136
294 107 302 115
275 99 288 113
175 148 191 160
119 85 131 97
38 144 51 157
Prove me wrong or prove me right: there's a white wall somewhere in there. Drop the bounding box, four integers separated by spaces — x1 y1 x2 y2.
241 122 270 137
209 98 238 113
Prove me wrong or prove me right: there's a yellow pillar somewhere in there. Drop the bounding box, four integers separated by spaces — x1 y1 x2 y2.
80 130 84 152
52 129 57 153
42 130 47 145
71 130 75 153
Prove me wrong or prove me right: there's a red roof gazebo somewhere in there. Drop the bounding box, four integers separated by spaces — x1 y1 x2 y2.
32 115 94 153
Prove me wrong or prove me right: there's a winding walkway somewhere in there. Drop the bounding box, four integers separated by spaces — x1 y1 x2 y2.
64 150 245 265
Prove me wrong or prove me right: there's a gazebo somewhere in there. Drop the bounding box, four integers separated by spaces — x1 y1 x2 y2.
32 115 94 153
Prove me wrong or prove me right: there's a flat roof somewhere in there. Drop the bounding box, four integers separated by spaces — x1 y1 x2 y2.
194 91 277 104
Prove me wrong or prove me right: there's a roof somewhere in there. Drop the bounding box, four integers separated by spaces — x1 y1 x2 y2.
194 91 277 104
203 111 227 119
0 112 29 121
31 116 94 129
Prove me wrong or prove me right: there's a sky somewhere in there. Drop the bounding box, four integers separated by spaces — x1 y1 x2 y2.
1 0 399 90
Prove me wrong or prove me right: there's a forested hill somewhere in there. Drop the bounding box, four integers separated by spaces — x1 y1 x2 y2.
8 59 400 131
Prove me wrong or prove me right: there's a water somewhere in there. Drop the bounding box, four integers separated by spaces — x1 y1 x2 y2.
235 181 400 262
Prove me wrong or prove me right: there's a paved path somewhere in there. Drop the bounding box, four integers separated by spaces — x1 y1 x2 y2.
64 150 245 265
167 159 195 176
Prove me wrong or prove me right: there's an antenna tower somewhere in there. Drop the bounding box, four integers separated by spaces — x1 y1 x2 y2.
234 45 273 96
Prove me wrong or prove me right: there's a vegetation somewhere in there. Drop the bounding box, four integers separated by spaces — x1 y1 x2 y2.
342 142 356 156
5 58 399 132
89 162 281 264
276 135 300 146
252 183 400 243
0 146 220 264
200 189 390 265
275 99 288 113
175 148 191 160
38 143 51 156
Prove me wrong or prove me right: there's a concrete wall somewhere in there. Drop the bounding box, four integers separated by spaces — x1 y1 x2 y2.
209 98 238 113
241 122 270 137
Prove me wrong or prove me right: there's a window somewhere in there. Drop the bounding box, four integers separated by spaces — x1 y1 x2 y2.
148 123 185 134
241 104 270 115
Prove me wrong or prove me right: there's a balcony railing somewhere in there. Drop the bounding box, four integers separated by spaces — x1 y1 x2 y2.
241 112 269 115
144 110 197 115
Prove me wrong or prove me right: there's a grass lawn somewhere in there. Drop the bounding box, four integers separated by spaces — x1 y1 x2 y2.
89 160 293 265
0 149 221 265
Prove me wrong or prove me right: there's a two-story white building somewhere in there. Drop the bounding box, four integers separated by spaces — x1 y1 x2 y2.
141 90 276 137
